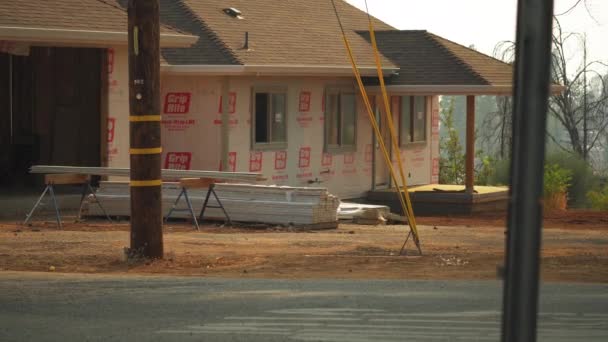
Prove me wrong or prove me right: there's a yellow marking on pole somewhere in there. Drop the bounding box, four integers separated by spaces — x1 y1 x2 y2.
129 115 161 122
130 179 162 187
133 26 139 56
129 147 162 155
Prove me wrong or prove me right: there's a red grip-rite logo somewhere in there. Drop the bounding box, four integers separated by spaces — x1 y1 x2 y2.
107 118 116 143
299 91 311 112
298 147 311 168
321 153 333 167
364 144 373 163
344 153 355 165
249 151 263 172
275 151 287 170
165 152 192 170
164 93 191 114
219 152 237 172
218 92 237 114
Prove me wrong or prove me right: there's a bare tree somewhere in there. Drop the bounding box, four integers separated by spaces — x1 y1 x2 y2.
487 15 608 166
477 42 515 159
549 18 608 160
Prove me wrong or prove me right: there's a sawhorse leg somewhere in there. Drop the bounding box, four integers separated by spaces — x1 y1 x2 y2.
165 187 200 230
77 181 112 223
24 184 63 229
199 184 231 226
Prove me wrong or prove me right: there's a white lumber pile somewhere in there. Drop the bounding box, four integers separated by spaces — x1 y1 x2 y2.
83 182 340 226
338 202 390 225
29 165 263 182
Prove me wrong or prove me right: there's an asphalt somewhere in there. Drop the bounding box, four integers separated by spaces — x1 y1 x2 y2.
0 272 606 341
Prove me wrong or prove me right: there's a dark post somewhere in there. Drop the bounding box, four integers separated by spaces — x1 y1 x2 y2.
127 0 163 258
501 0 554 341
465 95 475 194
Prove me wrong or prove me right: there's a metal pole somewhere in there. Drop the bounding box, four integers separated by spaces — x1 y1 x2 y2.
501 0 555 341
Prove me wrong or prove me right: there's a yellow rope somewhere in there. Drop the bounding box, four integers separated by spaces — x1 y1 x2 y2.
364 1 420 248
329 0 421 252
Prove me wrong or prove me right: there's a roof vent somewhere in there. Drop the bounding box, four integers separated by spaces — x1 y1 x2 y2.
223 8 243 19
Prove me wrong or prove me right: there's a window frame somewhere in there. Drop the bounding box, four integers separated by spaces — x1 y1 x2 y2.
398 95 428 147
324 87 358 154
251 86 288 151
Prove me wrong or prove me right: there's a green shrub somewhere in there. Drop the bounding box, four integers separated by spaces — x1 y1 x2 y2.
543 164 572 210
545 152 600 207
544 164 572 197
475 153 496 186
439 98 466 184
486 158 510 186
587 185 608 210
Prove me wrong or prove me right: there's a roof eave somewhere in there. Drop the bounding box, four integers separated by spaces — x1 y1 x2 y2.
244 65 399 77
369 84 565 96
161 64 399 76
0 26 198 48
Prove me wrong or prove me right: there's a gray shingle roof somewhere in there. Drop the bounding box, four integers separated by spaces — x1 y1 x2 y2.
359 30 513 86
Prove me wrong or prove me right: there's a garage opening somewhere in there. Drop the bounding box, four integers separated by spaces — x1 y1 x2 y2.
0 47 104 189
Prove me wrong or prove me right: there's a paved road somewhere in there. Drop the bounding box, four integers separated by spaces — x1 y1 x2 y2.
0 272 606 341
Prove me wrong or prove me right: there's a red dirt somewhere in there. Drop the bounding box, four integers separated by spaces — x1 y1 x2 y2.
417 209 608 230
0 210 606 283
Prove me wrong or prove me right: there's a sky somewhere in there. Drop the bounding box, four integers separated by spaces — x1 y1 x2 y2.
345 0 607 72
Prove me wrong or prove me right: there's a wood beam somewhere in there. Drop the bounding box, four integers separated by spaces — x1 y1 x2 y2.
465 95 475 194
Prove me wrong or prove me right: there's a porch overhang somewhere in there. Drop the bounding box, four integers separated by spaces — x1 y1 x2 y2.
0 26 198 48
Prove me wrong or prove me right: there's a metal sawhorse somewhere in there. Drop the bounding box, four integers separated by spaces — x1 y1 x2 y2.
24 173 112 228
165 178 231 230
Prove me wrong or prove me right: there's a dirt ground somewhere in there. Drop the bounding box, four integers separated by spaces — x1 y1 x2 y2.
0 210 606 283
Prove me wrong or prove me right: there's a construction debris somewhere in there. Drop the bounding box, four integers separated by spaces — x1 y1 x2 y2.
83 182 340 228
338 202 390 225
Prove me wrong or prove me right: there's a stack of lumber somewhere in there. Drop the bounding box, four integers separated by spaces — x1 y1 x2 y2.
29 165 263 182
83 182 340 227
338 202 390 225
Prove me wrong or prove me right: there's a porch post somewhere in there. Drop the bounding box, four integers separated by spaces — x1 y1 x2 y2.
220 77 230 169
465 95 475 193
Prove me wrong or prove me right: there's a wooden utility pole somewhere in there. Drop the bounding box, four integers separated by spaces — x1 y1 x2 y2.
128 0 163 258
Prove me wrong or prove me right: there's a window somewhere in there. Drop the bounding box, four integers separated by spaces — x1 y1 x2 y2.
252 88 287 149
325 89 357 152
398 95 427 145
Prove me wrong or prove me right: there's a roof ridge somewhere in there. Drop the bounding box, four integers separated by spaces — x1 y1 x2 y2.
428 32 513 67
339 0 397 30
424 31 489 85
174 0 241 65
